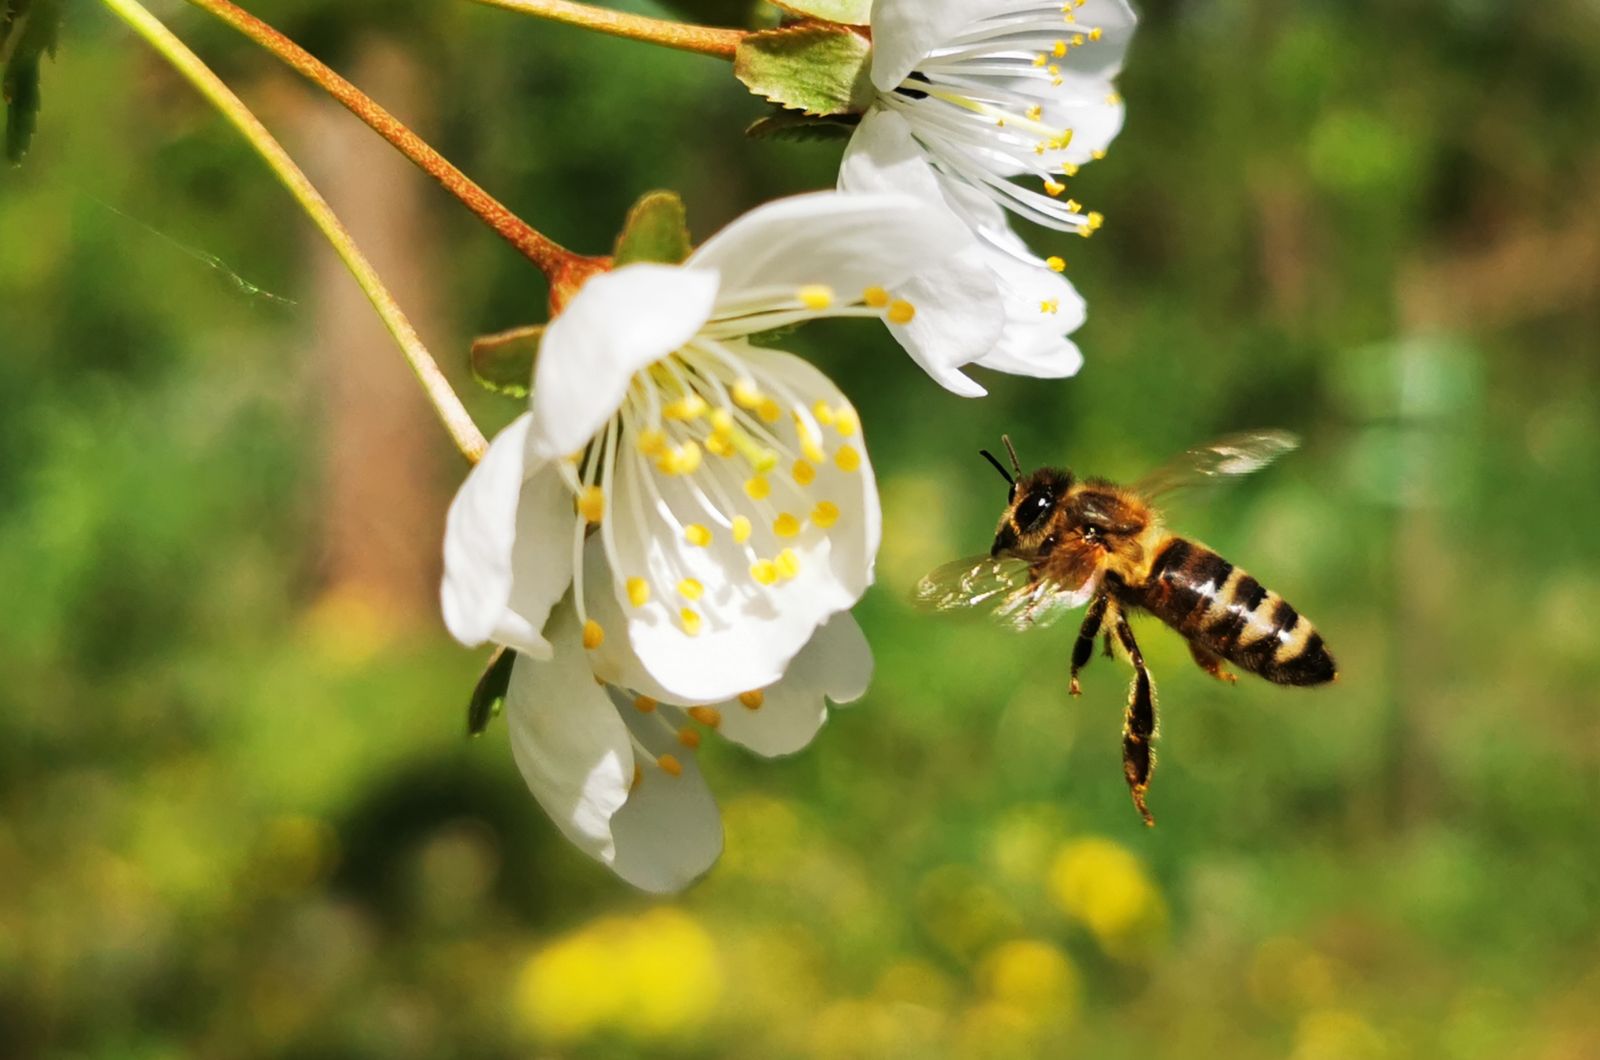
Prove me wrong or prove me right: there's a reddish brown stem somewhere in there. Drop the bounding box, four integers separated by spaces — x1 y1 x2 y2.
185 0 603 281
469 0 743 60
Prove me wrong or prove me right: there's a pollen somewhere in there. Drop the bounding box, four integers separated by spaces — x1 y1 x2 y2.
750 559 779 585
1086 210 1105 230
636 428 669 457
1063 163 1080 177
798 284 834 310
663 393 708 420
834 406 860 436
710 407 735 434
1089 26 1103 40
1042 299 1061 314
1091 149 1107 160
1033 53 1048 67
739 690 765 710
732 379 763 409
582 619 605 650
659 442 703 475
678 726 701 749
862 286 890 308
752 447 779 473
657 753 683 777
757 397 783 424
685 523 713 547
677 578 704 601
706 433 734 458
1046 256 1066 272
745 475 771 500
1064 198 1082 213
1027 104 1043 121
634 694 657 713
577 486 605 523
687 706 722 729
811 500 840 529
773 513 802 538
1072 33 1085 46
775 548 801 580
793 460 816 486
626 577 651 607
835 445 862 472
799 425 827 465
680 608 702 636
1053 39 1067 57
812 400 836 426
1044 179 1067 198
887 300 916 325
731 515 752 544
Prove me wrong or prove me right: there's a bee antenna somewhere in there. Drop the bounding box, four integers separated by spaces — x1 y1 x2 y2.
1001 435 1023 478
978 449 1014 486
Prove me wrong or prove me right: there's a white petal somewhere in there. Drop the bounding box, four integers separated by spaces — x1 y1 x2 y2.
716 611 873 757
493 458 579 655
442 414 548 656
685 191 967 311
870 0 997 91
609 690 723 893
529 265 719 459
1033 90 1125 167
1066 0 1139 81
505 606 635 866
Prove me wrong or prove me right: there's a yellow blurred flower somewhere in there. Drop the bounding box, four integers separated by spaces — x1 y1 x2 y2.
1048 837 1167 960
1293 1008 1387 1060
978 938 1079 1024
515 908 721 1043
915 865 1023 960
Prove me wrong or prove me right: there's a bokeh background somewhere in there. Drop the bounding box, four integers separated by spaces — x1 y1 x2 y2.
4 0 1600 1055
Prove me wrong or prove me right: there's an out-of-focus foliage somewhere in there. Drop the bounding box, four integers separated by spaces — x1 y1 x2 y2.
2 0 1599 1057
1 0 64 162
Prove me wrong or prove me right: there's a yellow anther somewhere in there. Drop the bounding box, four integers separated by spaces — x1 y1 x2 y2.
565 450 585 464
582 619 605 650
757 397 783 424
862 286 890 308
812 400 836 425
1105 91 1121 105
739 690 765 711
745 475 771 500
773 513 802 538
750 559 778 585
634 694 657 713
659 441 703 476
636 428 669 457
1072 33 1085 46
657 753 683 777
687 706 722 729
680 608 702 636
1091 149 1107 160
710 407 735 435
811 500 840 529
632 764 643 792
732 379 763 409
677 578 704 601
626 577 651 607
1089 26 1103 40
793 459 816 486
1042 299 1061 315
684 524 713 548
678 726 701 749
1033 53 1048 67
706 433 734 458
1086 210 1104 230
834 405 860 436
663 393 708 420
1063 163 1080 177
775 548 801 580
1053 39 1067 57
798 284 834 310
887 300 916 325
752 448 779 473
731 515 752 544
1064 199 1083 214
996 118 1007 128
835 445 861 473
1044 179 1066 197
1046 256 1067 273
802 436 826 465
1047 63 1061 77
1027 104 1043 121
577 486 605 523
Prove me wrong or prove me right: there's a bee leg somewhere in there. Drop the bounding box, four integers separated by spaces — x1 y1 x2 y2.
1070 594 1110 696
1188 642 1237 684
1114 615 1158 827
1102 630 1115 659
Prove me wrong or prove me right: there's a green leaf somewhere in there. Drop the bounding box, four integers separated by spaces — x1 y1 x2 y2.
2 0 64 165
769 0 872 26
466 647 517 737
734 23 874 118
746 109 859 143
469 324 542 398
613 190 691 266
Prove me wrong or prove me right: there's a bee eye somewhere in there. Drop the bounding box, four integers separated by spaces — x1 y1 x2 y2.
1018 492 1053 531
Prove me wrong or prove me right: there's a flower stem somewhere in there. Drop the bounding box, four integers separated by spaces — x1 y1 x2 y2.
99 0 489 463
183 0 603 284
467 0 743 60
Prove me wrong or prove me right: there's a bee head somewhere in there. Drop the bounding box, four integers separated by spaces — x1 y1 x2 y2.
988 454 1075 559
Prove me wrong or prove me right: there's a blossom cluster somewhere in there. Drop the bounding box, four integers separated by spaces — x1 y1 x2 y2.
445 0 1138 891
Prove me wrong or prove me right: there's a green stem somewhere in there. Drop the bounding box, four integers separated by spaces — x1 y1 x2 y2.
467 0 743 60
98 0 489 464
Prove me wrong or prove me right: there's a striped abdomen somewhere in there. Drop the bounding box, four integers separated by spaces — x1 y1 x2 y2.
1133 537 1336 686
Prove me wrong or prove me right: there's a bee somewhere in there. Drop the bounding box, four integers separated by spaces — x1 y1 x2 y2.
916 431 1337 826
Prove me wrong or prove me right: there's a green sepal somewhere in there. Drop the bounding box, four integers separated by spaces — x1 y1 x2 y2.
768 0 872 25
613 190 692 266
734 23 874 118
2 0 64 164
466 646 517 736
746 109 860 143
469 324 542 398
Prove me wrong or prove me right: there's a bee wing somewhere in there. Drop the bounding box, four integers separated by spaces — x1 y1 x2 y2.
1132 429 1300 500
914 555 1099 632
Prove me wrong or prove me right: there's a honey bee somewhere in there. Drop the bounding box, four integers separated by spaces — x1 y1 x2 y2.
916 431 1337 826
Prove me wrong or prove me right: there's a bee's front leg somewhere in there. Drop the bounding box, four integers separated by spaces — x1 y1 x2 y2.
1070 594 1110 696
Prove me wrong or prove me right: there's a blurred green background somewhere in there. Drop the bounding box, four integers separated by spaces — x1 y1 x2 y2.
4 0 1600 1056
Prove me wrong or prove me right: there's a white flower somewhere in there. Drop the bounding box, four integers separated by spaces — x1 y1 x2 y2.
505 575 871 892
840 0 1137 394
441 191 982 703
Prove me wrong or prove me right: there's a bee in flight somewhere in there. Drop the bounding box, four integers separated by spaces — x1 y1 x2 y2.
916 431 1337 826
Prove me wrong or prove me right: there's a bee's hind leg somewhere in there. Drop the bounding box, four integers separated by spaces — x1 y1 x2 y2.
1188 642 1237 684
1113 614 1158 827
1069 594 1111 696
